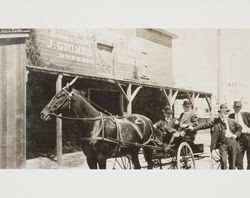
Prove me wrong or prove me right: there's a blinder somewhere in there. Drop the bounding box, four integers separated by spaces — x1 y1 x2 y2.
50 87 75 113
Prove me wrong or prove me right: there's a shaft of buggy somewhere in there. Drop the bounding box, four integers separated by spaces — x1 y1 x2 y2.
106 137 169 151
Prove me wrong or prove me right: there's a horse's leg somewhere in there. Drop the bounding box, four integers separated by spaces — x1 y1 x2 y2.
143 148 154 169
86 157 98 169
131 150 141 169
97 153 107 169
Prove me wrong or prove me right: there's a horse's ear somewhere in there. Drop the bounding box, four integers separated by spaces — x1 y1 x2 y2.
69 76 78 86
66 76 78 90
65 82 71 90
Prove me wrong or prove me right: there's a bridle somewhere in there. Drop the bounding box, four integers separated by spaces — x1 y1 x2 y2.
48 86 75 114
47 87 124 121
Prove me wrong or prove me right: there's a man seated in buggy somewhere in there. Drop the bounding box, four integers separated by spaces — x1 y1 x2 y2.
153 105 178 145
153 101 198 147
177 100 199 142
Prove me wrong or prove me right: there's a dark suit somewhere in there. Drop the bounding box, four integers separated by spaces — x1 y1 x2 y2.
154 117 178 143
229 112 250 169
194 117 242 169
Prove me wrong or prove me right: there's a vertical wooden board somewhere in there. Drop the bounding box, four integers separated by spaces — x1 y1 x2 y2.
119 93 124 116
56 75 63 165
6 44 17 168
14 43 26 168
0 45 8 168
23 44 27 168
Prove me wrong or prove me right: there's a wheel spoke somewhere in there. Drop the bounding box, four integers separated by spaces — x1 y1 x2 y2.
211 149 222 170
113 156 132 169
177 142 195 169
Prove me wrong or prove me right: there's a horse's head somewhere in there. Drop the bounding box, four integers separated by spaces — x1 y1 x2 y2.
40 77 78 121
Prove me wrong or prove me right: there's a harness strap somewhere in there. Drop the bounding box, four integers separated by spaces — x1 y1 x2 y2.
83 136 165 150
100 112 105 140
109 120 120 158
142 119 159 146
117 119 123 141
49 113 125 121
85 97 112 116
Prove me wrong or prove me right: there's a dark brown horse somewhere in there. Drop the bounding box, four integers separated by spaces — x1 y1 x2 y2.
40 77 161 169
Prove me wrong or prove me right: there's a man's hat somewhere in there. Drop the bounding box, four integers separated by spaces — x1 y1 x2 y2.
183 99 192 107
162 106 172 113
233 101 242 107
218 104 230 112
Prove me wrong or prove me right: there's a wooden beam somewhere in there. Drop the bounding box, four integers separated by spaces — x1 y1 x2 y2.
125 84 141 116
162 88 178 107
56 74 63 165
191 93 200 108
195 93 200 100
127 83 132 98
119 93 124 116
191 93 195 104
87 88 91 100
162 89 171 106
26 65 213 98
126 84 132 115
171 90 179 106
0 48 7 168
186 92 194 107
205 95 212 111
161 88 167 97
25 70 29 83
131 85 142 101
115 82 129 102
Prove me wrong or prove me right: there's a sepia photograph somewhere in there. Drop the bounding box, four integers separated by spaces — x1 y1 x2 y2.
1 1 250 198
1 28 250 170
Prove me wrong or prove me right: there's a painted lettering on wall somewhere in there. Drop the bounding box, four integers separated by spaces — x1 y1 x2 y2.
47 40 93 57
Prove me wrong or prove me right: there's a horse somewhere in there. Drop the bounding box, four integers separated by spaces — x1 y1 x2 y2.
40 77 162 169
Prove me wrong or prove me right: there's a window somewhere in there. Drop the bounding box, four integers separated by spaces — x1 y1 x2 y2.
96 43 114 75
141 52 150 80
97 43 113 52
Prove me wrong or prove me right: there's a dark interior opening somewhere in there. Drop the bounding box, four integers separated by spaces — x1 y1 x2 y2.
90 90 121 115
133 87 167 123
26 71 57 159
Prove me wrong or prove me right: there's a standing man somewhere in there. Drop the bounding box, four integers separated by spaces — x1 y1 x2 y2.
154 105 178 144
193 104 242 169
229 101 250 169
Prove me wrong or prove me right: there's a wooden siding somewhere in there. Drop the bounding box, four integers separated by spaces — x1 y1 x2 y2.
0 38 26 168
34 29 175 87
35 29 96 75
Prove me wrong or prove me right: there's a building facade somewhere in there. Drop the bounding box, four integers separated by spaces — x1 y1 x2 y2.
34 29 175 87
0 29 212 168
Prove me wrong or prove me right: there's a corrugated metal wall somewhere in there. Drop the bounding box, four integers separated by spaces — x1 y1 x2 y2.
0 37 26 168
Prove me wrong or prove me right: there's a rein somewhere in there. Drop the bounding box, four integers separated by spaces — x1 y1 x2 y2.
48 112 125 121
47 86 163 152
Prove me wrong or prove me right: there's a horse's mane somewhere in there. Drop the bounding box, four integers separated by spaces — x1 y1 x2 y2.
73 89 87 99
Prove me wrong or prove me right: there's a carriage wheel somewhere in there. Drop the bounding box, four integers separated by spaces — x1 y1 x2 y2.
112 156 132 169
177 142 195 169
211 149 221 169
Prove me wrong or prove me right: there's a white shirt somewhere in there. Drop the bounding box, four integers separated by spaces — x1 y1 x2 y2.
165 117 171 123
221 118 237 138
235 113 250 133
